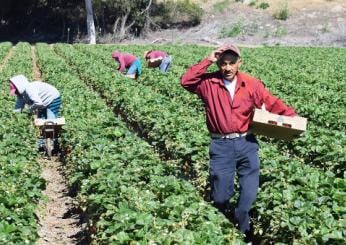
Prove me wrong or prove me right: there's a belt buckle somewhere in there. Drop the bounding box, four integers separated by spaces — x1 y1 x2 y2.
229 133 245 139
211 132 246 139
224 133 237 139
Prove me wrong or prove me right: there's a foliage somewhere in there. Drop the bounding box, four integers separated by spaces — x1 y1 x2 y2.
0 42 44 244
0 0 203 42
92 0 152 38
75 44 346 178
241 47 346 177
36 43 244 244
55 43 345 243
2 41 344 243
257 2 270 10
272 1 289 20
220 22 245 38
0 42 12 61
152 0 203 28
219 21 260 38
0 0 85 42
213 0 230 13
248 0 257 7
273 26 287 37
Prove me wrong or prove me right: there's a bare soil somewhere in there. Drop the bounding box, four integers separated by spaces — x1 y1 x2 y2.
36 158 85 245
32 46 42 80
132 0 346 47
32 47 87 244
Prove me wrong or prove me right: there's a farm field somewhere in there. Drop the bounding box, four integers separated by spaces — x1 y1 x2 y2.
0 42 44 244
0 42 345 244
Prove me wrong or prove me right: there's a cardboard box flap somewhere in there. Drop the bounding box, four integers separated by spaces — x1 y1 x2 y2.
34 117 65 126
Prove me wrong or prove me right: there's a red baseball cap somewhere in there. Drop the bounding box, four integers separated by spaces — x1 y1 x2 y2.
217 44 241 57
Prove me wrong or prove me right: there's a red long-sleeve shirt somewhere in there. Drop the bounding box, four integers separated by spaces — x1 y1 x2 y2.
181 58 297 134
112 52 137 73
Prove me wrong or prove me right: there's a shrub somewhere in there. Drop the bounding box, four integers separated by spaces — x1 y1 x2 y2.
220 21 244 38
248 0 257 7
152 0 204 28
273 26 287 37
258 2 270 9
213 0 230 13
219 21 259 38
272 1 289 20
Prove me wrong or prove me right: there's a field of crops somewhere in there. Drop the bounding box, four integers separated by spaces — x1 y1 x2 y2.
0 42 345 244
0 43 44 244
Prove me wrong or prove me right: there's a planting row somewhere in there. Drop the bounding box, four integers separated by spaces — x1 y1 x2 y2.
238 47 346 177
75 44 345 177
241 47 346 131
55 44 345 243
0 43 43 244
58 44 212 188
36 43 245 244
74 44 346 131
0 42 12 63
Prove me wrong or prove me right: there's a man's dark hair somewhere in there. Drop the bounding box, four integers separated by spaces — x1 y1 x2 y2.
217 50 240 65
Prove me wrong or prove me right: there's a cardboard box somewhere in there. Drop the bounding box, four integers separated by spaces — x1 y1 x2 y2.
250 109 307 140
147 59 162 68
34 117 65 126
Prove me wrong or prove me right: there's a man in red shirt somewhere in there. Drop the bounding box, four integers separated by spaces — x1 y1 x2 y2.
112 51 142 79
181 44 297 237
144 50 172 72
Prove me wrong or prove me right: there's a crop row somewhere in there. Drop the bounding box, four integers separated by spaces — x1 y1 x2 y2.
73 44 346 131
0 43 44 244
35 43 244 244
232 47 346 177
241 47 346 131
0 42 12 63
55 44 345 243
74 44 345 177
60 44 213 188
242 47 346 92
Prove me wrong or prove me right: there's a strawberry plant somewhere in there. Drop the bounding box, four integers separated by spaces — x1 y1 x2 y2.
54 44 345 243
0 42 12 62
76 44 345 177
0 42 44 244
36 43 245 244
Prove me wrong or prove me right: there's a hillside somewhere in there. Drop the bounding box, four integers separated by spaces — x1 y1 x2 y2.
139 0 346 46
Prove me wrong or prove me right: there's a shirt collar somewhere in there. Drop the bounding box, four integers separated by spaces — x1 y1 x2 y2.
223 76 237 85
212 72 246 87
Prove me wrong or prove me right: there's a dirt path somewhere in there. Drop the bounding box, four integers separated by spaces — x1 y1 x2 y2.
0 46 14 71
32 45 42 80
32 46 87 245
36 158 85 245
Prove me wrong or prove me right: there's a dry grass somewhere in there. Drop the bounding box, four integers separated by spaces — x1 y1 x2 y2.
265 0 345 12
184 0 346 12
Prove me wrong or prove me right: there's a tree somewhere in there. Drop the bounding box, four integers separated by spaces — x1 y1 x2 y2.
0 0 202 43
85 0 96 44
92 0 153 41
